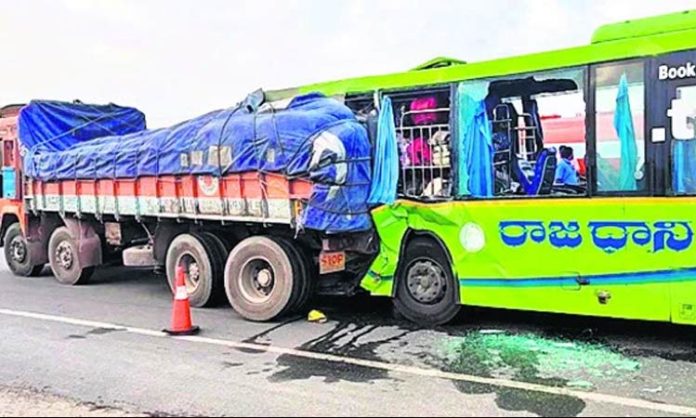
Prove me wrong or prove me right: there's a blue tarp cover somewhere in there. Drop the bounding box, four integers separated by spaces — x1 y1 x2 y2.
19 101 146 153
19 94 372 233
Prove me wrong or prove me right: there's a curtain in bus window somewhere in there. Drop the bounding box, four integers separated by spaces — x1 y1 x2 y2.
614 74 638 192
673 141 696 194
595 62 645 193
458 89 494 198
672 85 696 194
367 96 399 205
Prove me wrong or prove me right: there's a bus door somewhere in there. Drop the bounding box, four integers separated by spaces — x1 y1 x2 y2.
647 50 696 195
646 50 696 325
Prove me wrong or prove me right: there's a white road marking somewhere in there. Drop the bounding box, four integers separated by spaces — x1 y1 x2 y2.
1 307 695 416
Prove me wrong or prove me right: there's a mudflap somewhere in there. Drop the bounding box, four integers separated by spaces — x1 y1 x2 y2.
63 218 103 269
25 215 61 266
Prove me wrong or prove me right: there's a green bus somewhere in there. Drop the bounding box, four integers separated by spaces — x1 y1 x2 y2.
270 10 696 326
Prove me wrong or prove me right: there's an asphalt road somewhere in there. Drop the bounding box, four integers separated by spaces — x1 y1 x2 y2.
0 260 695 417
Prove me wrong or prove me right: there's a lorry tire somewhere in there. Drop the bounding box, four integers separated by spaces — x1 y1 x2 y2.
166 233 224 308
48 227 95 285
393 237 461 326
4 223 44 277
199 232 228 305
224 236 299 322
202 231 233 253
274 238 314 315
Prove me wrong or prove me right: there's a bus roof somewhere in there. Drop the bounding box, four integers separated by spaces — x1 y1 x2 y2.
266 10 696 100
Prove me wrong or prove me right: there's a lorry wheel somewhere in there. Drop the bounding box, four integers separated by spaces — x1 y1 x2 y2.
48 227 95 285
202 231 233 253
166 233 224 308
4 223 44 277
199 232 227 305
393 238 461 326
274 238 314 315
224 236 298 322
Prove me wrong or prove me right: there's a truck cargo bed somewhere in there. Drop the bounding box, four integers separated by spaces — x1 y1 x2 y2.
26 172 313 225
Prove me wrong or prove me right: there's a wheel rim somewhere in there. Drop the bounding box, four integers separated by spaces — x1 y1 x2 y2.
55 241 74 271
238 257 275 304
177 253 201 294
406 259 447 305
10 236 27 265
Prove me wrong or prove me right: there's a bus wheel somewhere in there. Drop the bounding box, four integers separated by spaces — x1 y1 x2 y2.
4 223 44 277
394 237 461 326
48 227 95 285
224 236 297 322
166 233 224 308
274 238 314 315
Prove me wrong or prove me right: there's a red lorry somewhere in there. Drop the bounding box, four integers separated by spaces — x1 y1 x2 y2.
0 98 376 322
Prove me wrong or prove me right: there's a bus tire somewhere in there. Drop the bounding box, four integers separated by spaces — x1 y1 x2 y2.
274 238 314 315
166 233 223 308
48 227 95 285
4 223 44 277
394 237 461 326
224 236 297 322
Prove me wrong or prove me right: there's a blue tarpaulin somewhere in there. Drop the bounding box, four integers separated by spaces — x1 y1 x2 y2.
614 74 638 192
19 93 373 234
367 97 398 206
19 101 146 153
458 87 494 198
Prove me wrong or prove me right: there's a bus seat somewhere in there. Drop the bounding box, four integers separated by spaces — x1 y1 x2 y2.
366 109 379 146
492 132 512 162
490 102 520 155
514 148 557 195
485 93 501 121
522 98 545 158
523 98 545 139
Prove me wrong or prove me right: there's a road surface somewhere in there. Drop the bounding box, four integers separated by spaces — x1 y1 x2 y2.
0 260 695 417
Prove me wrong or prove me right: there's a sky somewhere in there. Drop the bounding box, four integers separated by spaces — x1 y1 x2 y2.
1 0 696 128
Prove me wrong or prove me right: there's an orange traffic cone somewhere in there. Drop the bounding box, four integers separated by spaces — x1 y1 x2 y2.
164 265 200 336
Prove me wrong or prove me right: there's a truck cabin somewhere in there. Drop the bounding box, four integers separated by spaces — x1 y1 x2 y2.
0 105 23 201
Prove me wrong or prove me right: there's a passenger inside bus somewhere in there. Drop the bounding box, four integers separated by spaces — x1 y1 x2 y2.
555 146 579 186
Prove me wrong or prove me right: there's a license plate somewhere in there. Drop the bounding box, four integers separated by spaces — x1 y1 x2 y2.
320 251 346 275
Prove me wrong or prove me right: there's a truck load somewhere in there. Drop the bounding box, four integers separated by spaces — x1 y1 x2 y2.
5 92 377 322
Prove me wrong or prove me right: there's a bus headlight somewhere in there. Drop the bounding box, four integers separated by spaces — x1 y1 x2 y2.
460 223 485 253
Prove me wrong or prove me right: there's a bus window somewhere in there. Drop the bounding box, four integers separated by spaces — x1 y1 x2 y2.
3 140 13 167
594 62 646 193
346 93 379 147
671 85 696 194
390 88 452 200
457 67 587 198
